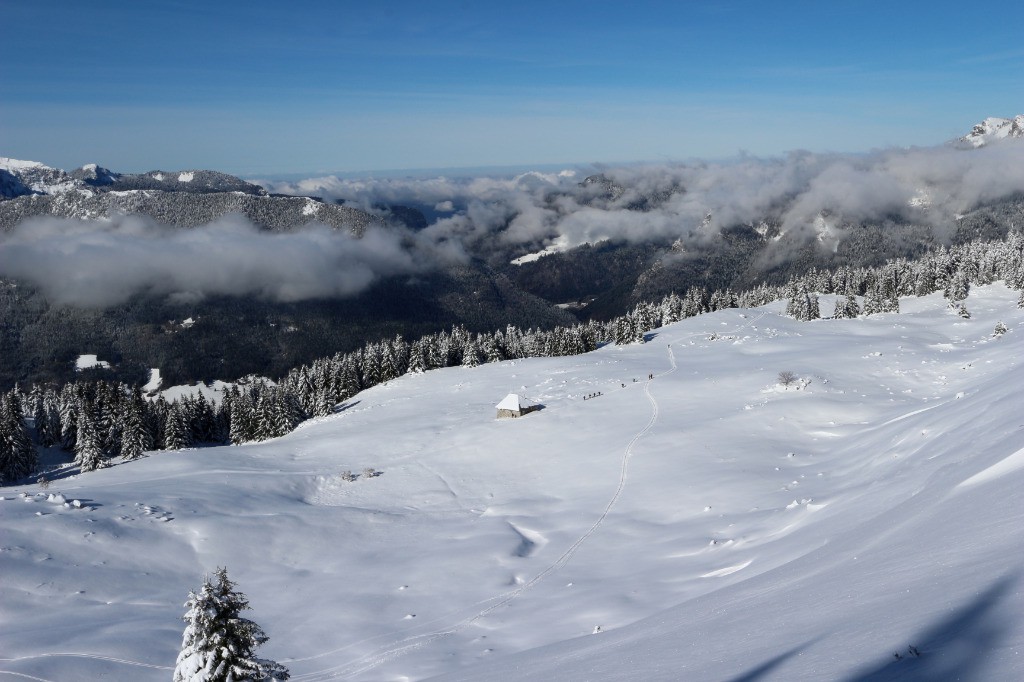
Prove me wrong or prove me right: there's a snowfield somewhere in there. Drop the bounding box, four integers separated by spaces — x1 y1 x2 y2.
2 285 1023 681
74 354 111 371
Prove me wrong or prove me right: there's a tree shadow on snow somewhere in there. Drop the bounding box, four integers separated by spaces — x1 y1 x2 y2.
31 463 81 485
727 641 815 682
844 573 1018 682
332 400 361 414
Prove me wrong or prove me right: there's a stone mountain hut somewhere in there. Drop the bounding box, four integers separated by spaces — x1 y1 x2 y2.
496 393 538 419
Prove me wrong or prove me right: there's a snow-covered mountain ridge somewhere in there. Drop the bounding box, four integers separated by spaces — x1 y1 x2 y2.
0 157 384 235
0 157 83 197
0 157 267 200
956 114 1024 148
2 283 1022 681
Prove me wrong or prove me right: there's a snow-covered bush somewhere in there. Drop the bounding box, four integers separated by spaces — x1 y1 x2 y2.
949 302 971 319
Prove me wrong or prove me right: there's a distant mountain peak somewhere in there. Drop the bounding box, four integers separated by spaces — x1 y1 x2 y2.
0 156 83 197
70 163 121 186
0 157 269 199
957 115 1024 148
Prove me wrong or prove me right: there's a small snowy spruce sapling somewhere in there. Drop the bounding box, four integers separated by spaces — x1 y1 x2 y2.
993 321 1008 337
949 302 971 319
174 567 289 682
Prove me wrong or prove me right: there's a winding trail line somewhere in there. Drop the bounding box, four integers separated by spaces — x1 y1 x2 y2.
0 652 171 682
0 671 57 682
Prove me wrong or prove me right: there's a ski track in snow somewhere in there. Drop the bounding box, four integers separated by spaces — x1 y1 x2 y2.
0 671 57 682
0 651 172 681
289 312 768 681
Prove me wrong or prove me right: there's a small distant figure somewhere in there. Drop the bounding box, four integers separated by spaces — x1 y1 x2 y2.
621 383 625 388
648 373 653 380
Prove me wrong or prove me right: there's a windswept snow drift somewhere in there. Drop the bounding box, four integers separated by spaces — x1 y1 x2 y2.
1 285 1023 681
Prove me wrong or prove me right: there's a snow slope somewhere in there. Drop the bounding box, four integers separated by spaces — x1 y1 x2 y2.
1 285 1022 681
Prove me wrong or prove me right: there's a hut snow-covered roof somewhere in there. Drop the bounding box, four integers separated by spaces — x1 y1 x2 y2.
496 393 535 419
496 393 527 411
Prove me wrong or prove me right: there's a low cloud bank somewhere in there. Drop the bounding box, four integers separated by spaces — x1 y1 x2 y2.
266 143 1024 256
3 142 1022 309
0 214 462 307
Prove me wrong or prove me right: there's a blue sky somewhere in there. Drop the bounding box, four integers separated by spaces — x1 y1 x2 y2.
2 1 1021 176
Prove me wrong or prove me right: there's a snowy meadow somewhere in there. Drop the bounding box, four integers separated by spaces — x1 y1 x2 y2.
2 285 1023 681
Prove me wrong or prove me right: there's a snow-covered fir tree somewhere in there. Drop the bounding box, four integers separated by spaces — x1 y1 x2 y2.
58 384 79 451
174 567 289 682
164 402 192 451
833 293 860 319
461 339 482 368
0 390 37 483
406 340 427 374
944 269 970 303
119 389 152 461
786 287 820 321
36 390 62 449
74 406 106 472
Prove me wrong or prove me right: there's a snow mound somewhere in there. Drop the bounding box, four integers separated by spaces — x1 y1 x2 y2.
509 522 548 557
957 447 1024 489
